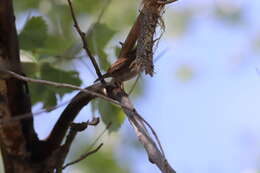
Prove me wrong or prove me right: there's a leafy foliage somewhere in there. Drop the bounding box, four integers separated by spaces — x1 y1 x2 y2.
19 16 48 51
16 2 121 111
13 0 39 11
98 99 125 132
29 63 81 108
76 147 130 173
87 23 117 70
39 35 76 58
74 0 104 14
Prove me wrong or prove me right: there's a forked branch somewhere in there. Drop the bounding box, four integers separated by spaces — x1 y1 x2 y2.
55 118 101 173
3 68 176 172
107 86 176 173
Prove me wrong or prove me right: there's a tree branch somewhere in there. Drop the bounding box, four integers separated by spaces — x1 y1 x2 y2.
107 86 176 173
5 69 176 172
0 99 73 124
0 69 109 159
67 0 106 85
55 118 100 173
0 1 39 172
1 69 120 106
42 84 103 157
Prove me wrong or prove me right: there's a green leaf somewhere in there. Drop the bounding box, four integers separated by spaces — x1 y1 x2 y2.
29 84 52 106
101 0 138 28
74 0 103 14
19 16 48 51
39 35 74 56
40 63 82 96
98 99 125 132
87 23 117 70
29 83 58 109
20 50 39 76
44 90 58 108
29 63 82 108
47 4 74 40
13 0 39 12
36 35 81 63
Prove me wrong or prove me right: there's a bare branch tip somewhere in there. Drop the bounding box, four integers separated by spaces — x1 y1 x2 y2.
88 117 100 126
70 122 89 132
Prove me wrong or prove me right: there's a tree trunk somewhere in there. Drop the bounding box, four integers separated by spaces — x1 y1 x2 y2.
0 0 48 172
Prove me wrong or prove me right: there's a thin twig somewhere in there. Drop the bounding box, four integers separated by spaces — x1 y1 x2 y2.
55 119 99 173
4 69 165 161
2 70 120 106
109 87 176 173
62 122 110 170
62 143 103 169
1 93 97 125
134 111 165 157
81 0 112 79
83 122 111 154
67 0 106 85
88 117 100 126
0 99 72 124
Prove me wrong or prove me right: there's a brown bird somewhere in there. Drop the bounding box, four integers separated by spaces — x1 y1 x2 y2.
95 48 141 82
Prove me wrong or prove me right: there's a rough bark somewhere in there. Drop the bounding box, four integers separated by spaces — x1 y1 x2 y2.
0 0 43 172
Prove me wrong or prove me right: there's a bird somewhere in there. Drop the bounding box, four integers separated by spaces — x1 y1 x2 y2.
95 48 141 83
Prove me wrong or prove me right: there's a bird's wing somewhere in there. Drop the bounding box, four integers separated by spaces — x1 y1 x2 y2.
107 57 128 73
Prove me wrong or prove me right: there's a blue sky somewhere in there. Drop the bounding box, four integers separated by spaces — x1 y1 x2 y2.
131 1 260 172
